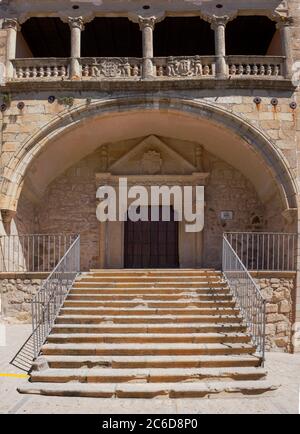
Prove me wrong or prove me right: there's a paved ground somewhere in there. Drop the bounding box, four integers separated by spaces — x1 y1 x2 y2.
0 324 300 414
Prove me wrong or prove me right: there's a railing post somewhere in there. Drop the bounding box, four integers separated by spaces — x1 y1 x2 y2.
211 15 229 79
2 18 20 80
68 17 85 79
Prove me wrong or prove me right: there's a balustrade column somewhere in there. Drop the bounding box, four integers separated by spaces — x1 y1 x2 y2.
211 16 229 79
68 17 84 79
276 17 293 80
139 17 155 79
3 18 20 80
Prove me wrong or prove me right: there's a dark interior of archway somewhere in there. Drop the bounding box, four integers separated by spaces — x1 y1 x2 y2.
226 16 278 55
20 16 278 58
21 18 70 57
20 17 142 58
82 18 141 57
154 17 214 56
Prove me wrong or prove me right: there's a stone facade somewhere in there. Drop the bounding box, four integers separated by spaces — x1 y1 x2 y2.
0 273 47 323
254 273 296 353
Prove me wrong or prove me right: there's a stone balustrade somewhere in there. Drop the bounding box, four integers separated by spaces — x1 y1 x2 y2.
227 56 285 78
13 58 69 80
10 55 287 82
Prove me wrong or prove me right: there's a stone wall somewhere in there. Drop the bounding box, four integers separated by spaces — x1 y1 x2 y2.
0 273 47 323
18 141 267 270
253 272 296 353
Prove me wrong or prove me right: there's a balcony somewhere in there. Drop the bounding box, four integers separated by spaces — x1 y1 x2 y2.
2 14 294 91
9 55 289 90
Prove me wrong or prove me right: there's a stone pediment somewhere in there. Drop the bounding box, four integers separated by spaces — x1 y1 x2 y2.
108 135 197 175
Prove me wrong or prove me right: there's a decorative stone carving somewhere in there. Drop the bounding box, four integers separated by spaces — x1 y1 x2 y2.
141 150 162 175
210 15 231 31
82 58 141 78
2 18 20 31
68 16 85 31
138 16 156 31
195 145 204 172
164 56 212 77
100 145 109 171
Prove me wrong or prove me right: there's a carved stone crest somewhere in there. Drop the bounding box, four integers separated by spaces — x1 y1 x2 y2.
141 150 162 174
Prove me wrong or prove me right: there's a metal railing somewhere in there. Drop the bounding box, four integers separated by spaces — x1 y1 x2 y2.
0 234 77 272
222 235 266 362
32 235 80 359
224 232 297 272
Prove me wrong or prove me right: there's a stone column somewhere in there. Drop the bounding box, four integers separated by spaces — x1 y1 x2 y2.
276 17 293 80
139 17 155 79
211 16 229 79
3 18 20 80
68 17 84 79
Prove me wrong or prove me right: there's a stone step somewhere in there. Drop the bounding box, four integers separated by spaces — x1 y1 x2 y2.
47 332 251 345
55 314 243 325
59 307 240 316
77 277 224 284
30 367 267 384
67 293 233 301
63 300 236 308
88 269 221 277
69 288 230 295
52 323 247 334
73 282 226 289
42 354 262 370
41 342 256 356
18 380 277 398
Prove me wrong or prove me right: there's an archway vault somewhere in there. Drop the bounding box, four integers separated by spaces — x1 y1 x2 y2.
0 96 298 218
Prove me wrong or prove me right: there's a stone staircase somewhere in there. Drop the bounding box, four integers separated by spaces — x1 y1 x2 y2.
19 269 277 398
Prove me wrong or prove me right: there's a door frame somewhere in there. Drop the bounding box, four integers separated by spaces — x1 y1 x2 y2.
96 173 209 268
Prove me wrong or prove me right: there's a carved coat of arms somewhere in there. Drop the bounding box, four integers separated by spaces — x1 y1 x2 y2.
141 150 162 174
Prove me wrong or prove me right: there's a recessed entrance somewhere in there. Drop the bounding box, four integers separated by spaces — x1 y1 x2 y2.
124 206 179 269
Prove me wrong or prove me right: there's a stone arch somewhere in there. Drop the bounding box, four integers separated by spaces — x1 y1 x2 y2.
0 96 298 218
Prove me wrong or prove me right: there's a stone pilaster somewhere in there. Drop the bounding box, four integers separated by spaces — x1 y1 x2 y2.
276 16 294 80
68 16 85 79
2 18 20 80
211 16 229 79
139 17 155 79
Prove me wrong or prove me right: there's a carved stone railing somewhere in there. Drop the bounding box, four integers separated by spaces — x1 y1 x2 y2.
10 55 288 82
153 56 216 78
13 58 69 80
80 57 142 79
226 56 285 78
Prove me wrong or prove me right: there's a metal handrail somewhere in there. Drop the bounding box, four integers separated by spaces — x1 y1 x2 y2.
224 232 297 272
0 234 77 272
222 235 266 363
31 235 80 359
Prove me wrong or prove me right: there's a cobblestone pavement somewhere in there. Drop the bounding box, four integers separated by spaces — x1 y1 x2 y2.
0 325 300 414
